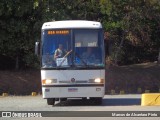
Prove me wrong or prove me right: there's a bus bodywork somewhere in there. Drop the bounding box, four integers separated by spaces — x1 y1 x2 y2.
41 20 105 105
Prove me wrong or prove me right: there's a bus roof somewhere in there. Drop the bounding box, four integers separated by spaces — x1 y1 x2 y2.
42 20 102 29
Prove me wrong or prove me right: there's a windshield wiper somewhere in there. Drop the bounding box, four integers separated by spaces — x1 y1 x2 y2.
59 50 72 67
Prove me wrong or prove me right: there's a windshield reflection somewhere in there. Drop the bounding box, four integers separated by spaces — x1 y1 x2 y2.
42 29 104 69
74 47 104 67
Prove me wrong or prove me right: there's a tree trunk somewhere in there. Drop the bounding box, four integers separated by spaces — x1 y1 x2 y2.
114 34 125 65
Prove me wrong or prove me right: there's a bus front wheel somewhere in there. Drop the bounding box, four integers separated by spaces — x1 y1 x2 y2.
47 98 55 105
90 97 102 105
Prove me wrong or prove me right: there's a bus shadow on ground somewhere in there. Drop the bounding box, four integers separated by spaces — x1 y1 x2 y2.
54 98 141 106
103 98 141 106
54 99 98 106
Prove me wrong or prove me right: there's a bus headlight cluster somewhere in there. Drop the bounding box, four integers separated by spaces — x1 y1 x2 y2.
89 78 103 83
42 79 57 84
94 78 101 83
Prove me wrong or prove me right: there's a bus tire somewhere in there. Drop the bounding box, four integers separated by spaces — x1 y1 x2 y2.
60 98 67 102
95 97 102 105
90 97 102 105
47 98 55 105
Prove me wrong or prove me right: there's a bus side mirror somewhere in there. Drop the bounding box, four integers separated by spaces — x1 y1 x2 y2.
35 42 40 56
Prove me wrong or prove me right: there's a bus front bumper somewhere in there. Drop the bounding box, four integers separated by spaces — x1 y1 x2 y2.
42 84 105 98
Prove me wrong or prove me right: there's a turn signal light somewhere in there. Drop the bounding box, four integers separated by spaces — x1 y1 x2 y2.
42 79 57 85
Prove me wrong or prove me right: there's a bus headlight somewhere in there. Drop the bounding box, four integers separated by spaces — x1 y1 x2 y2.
42 79 57 84
94 78 101 83
46 79 53 84
88 78 103 83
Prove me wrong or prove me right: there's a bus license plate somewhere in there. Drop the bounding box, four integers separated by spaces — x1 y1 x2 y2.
68 88 78 92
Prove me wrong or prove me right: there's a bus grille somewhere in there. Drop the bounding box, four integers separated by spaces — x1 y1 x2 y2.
59 80 88 83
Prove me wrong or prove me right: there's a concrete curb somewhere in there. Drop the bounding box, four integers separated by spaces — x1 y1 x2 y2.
141 93 160 106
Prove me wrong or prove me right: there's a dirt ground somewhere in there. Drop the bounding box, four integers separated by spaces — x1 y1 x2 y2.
0 62 160 95
0 70 41 95
105 62 160 93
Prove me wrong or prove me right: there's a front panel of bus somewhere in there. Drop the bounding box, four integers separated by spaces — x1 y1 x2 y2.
41 28 105 98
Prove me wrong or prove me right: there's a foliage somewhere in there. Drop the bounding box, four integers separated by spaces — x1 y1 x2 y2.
100 0 160 65
0 0 49 69
0 0 160 69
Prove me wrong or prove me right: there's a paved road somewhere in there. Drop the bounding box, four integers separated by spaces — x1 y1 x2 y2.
0 95 159 120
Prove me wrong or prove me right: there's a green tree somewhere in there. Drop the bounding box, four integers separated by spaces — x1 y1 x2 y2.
0 0 50 69
100 0 160 65
0 0 159 69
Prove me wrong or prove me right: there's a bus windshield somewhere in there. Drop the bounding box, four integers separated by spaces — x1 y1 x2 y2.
41 29 105 69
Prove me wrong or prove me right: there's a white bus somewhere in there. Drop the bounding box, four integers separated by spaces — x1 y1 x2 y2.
39 20 105 105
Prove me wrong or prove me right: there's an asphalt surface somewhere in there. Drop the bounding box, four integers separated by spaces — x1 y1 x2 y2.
0 95 159 120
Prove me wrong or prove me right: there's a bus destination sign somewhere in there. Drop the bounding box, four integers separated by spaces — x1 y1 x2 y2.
48 30 69 35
